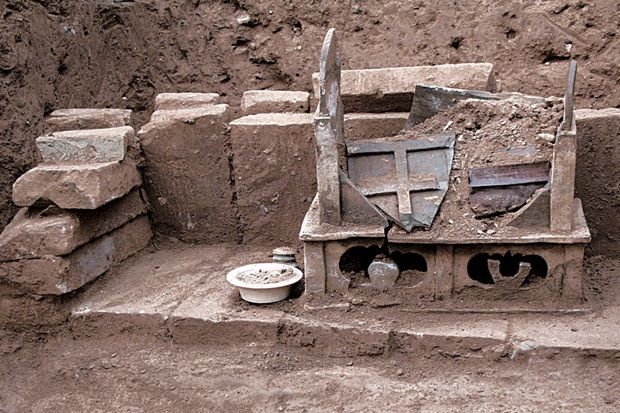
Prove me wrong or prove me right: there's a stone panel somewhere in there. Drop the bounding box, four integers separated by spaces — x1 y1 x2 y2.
138 104 236 242
574 108 620 256
312 63 496 112
241 90 310 115
154 93 220 111
0 189 147 260
0 216 152 295
12 160 142 209
230 113 315 245
36 126 132 164
45 108 132 133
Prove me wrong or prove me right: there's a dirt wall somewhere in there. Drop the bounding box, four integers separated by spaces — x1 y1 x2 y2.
1 0 618 253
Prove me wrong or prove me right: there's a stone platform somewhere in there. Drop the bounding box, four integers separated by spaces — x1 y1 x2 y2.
71 243 620 358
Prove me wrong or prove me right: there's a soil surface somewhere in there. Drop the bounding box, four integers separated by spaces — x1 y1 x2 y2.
1 0 619 236
0 328 617 412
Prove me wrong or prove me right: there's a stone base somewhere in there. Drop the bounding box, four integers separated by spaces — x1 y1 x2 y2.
303 238 586 306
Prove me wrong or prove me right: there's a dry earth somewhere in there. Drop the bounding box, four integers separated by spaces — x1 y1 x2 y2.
1 0 619 233
0 329 619 413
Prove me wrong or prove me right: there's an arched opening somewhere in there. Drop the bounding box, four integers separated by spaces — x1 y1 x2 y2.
390 251 428 287
467 252 548 287
338 245 381 288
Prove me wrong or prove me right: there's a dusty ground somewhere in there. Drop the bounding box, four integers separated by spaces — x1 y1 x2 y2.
1 0 619 235
0 241 619 412
0 329 618 413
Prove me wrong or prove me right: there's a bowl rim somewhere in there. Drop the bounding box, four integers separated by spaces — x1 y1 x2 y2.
226 263 303 289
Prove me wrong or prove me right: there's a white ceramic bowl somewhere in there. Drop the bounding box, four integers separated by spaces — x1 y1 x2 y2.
226 263 303 304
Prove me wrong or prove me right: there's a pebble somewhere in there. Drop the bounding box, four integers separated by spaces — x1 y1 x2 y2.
236 13 251 25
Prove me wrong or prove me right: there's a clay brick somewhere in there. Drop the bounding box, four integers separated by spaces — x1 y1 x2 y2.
154 93 220 111
138 104 236 242
36 126 132 164
344 113 408 140
0 189 147 261
241 90 310 115
45 108 132 133
0 215 152 295
574 108 620 256
230 113 315 244
12 160 142 209
312 63 496 112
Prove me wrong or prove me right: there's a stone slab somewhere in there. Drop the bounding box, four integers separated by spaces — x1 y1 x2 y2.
229 113 315 245
45 108 132 133
154 93 220 111
344 112 408 140
574 108 620 256
12 160 142 209
241 90 310 115
0 215 152 295
312 63 496 112
300 194 590 244
0 189 147 261
66 243 620 355
36 126 132 164
138 104 236 242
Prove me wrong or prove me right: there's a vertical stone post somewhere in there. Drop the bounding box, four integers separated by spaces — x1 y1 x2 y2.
315 28 346 226
550 60 577 232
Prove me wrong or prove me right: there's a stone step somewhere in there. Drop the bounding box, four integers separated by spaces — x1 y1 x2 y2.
241 90 310 115
154 92 220 111
0 215 152 295
312 63 496 112
12 160 142 209
71 244 620 358
36 126 133 164
45 108 132 133
0 189 147 261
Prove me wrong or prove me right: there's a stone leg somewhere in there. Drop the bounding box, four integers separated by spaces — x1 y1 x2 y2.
434 245 454 299
563 244 585 300
303 241 326 294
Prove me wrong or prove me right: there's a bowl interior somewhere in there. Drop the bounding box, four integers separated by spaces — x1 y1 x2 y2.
226 263 303 289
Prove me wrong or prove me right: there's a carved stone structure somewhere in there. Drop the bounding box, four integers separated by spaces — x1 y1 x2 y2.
300 29 590 307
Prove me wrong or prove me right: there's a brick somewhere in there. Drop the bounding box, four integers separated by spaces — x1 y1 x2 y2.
138 104 236 242
12 160 142 209
230 113 315 244
0 215 152 295
36 126 132 164
154 93 220 111
241 90 310 115
0 189 147 261
45 108 132 133
312 63 496 112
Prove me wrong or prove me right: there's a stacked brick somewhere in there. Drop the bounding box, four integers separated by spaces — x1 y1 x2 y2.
0 109 152 295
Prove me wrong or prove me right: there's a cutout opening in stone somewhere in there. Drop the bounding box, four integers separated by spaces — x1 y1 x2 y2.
339 245 381 288
390 251 428 287
467 252 548 287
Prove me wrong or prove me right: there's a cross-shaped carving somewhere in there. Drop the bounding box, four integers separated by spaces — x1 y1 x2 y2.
347 132 455 230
